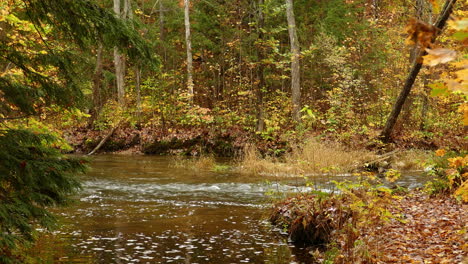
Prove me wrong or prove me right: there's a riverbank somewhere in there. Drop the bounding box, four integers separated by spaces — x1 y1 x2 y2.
267 149 467 263
270 190 467 263
62 125 464 175
63 122 466 157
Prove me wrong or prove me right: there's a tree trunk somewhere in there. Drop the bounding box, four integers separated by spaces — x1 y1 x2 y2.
420 4 433 131
113 0 126 106
184 0 194 102
256 0 265 132
285 0 301 123
159 0 167 62
135 65 141 118
380 0 457 141
420 82 430 130
123 0 130 18
409 0 426 64
89 42 103 126
372 0 380 19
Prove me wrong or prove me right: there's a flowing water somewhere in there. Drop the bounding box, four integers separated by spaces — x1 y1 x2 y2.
40 155 426 264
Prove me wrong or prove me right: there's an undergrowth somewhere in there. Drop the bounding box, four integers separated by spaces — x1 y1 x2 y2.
269 172 405 263
424 149 468 203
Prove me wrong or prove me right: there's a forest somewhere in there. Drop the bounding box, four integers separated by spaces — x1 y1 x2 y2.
0 0 467 263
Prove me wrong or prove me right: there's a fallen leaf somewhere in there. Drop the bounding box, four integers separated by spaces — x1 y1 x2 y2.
423 48 457 66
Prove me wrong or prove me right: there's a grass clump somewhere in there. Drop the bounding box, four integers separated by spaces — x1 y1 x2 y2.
171 155 232 172
239 140 376 176
171 155 217 171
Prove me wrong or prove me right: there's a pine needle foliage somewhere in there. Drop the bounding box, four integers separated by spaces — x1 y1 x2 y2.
0 129 86 263
1 0 157 117
22 0 154 62
0 0 157 262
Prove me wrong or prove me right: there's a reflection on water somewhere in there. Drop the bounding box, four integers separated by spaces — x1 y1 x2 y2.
43 155 425 263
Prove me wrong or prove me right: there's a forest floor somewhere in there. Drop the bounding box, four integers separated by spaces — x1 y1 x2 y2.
367 192 467 263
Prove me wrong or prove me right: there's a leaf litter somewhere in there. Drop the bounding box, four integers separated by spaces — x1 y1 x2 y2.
365 192 467 263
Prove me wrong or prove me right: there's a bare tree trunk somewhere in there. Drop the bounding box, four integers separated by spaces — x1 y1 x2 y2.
420 4 433 131
135 65 142 121
420 82 430 130
184 0 194 102
159 0 167 62
380 0 457 141
124 0 142 123
89 42 103 127
123 0 129 18
372 0 380 19
409 0 426 64
255 0 265 132
285 0 301 123
113 0 126 106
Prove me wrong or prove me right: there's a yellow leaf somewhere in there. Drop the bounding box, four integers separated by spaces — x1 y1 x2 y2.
427 0 440 13
448 18 468 31
446 80 468 95
435 149 446 157
456 68 468 82
451 59 468 68
454 180 468 203
458 103 468 126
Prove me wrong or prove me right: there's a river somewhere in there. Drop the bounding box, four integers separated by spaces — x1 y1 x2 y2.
39 155 426 264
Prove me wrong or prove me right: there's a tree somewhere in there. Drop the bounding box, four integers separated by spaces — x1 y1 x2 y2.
114 0 126 106
0 0 154 262
285 0 301 123
184 0 194 101
380 0 457 141
90 42 104 126
255 0 266 132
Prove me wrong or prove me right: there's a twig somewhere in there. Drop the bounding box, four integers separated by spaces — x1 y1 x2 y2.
87 123 120 155
364 149 401 166
0 115 32 121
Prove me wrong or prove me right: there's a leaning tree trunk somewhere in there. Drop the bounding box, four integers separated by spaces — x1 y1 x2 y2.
184 0 194 102
380 0 457 142
113 0 126 106
285 0 301 123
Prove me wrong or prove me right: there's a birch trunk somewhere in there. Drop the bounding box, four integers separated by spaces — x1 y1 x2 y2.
285 0 301 123
184 0 194 101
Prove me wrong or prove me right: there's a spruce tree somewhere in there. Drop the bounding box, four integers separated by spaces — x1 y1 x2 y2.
0 1 155 262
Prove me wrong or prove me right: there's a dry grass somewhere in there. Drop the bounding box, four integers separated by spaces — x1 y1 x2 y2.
238 140 376 176
391 149 431 170
171 155 217 171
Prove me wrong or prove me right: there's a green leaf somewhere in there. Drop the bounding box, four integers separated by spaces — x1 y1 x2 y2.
429 82 449 97
452 31 468 41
